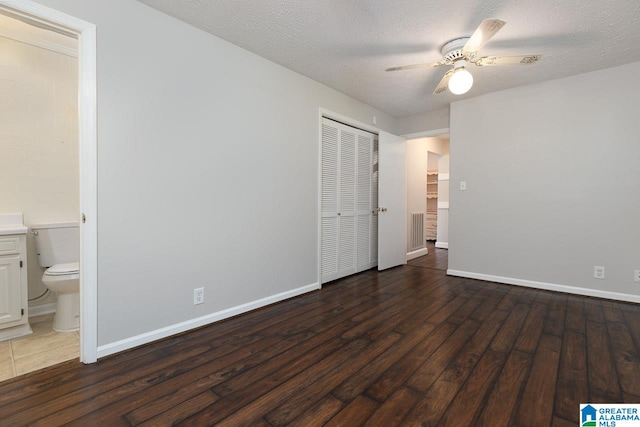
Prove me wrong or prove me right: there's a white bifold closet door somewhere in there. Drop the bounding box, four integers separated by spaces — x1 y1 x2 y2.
321 117 378 284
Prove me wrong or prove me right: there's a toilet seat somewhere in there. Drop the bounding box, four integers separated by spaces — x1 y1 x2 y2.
45 262 79 276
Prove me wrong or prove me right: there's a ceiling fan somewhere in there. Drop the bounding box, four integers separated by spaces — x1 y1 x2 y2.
386 19 541 95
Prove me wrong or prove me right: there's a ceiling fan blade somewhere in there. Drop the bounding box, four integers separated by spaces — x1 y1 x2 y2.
385 61 446 72
433 69 454 95
462 19 506 54
475 54 542 66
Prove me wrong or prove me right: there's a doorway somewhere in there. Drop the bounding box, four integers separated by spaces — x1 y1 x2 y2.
0 0 97 365
405 130 450 268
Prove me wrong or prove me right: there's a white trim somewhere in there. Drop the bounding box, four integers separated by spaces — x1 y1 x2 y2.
96 282 320 359
438 173 450 181
317 110 323 288
319 108 380 135
0 26 77 57
437 202 449 209
28 302 56 317
402 127 450 140
435 242 449 249
407 248 428 261
447 270 640 304
0 0 99 364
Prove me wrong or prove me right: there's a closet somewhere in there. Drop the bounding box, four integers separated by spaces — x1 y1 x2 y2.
321 117 378 284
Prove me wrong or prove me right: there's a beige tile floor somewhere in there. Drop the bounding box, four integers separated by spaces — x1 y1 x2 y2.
0 314 79 382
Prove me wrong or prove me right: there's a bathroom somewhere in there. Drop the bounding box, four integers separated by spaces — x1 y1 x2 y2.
0 13 80 381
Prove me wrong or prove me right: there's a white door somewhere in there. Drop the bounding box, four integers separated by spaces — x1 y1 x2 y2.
378 131 407 270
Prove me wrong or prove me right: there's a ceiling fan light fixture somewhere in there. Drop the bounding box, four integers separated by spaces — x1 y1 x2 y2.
448 61 473 95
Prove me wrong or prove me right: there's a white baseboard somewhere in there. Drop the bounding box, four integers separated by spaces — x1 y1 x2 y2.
447 269 640 304
407 248 428 261
96 282 320 359
435 241 448 249
29 303 56 317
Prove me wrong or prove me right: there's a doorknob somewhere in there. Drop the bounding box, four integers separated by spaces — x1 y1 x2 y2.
379 207 388 212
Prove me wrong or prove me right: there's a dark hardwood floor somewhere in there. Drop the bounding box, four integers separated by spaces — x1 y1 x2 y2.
1 245 639 426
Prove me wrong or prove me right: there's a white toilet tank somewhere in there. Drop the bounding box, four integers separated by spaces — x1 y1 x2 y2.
31 222 79 268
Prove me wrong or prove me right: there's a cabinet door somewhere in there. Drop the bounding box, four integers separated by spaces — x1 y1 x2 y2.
0 255 22 325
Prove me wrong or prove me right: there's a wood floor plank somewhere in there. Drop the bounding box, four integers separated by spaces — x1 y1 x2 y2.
263 333 401 426
622 310 640 353
287 394 344 427
586 320 622 401
212 322 354 397
437 349 507 426
514 334 562 426
565 296 586 333
181 335 347 426
406 318 480 392
438 308 509 384
401 378 459 426
543 294 567 336
332 323 434 402
554 329 588 422
179 337 373 426
363 387 421 426
602 300 626 323
490 303 530 353
606 321 640 396
325 395 378 427
136 391 219 427
476 350 532 426
585 299 606 323
1 341 224 426
495 286 525 311
553 415 577 427
92 333 308 425
514 302 548 353
425 294 470 324
446 296 485 324
364 322 457 402
0 247 637 426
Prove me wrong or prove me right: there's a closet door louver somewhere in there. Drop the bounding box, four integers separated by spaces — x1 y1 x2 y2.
321 123 339 279
321 118 377 284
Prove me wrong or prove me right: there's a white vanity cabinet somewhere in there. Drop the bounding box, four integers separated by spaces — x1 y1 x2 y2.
0 214 30 340
0 236 27 326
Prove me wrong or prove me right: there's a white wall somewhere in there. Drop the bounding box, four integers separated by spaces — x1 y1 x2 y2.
33 0 398 348
406 139 428 253
0 35 78 307
449 61 640 302
398 106 450 136
436 153 449 249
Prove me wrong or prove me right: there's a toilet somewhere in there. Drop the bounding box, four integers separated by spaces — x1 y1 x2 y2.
31 222 79 332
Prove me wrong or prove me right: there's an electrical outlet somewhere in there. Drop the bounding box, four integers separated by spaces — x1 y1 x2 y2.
594 266 605 280
194 287 205 305
460 181 467 191
634 270 640 283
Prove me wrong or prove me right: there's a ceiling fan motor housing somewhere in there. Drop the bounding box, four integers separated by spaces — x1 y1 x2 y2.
441 37 470 63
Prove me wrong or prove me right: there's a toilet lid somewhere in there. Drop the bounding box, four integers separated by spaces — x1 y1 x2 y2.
46 262 79 275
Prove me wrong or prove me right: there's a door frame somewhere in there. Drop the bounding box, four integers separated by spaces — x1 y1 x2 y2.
0 0 98 363
317 109 380 287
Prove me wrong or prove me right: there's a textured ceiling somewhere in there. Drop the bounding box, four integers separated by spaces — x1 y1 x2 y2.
137 0 640 118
